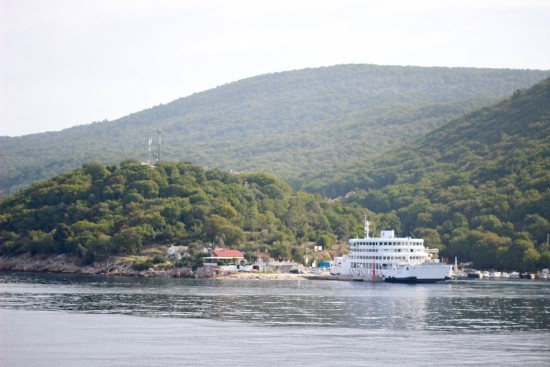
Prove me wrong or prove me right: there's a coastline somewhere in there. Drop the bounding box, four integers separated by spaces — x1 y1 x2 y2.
0 253 308 280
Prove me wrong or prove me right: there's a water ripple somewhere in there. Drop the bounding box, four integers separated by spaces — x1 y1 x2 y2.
1 272 549 331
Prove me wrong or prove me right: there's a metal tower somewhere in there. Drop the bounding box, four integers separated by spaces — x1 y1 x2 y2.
148 138 153 165
157 126 162 164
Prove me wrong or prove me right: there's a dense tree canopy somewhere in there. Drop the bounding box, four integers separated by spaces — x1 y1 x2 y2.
0 161 369 263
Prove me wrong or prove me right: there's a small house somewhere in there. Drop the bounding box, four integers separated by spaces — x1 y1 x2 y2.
167 245 189 260
203 248 249 271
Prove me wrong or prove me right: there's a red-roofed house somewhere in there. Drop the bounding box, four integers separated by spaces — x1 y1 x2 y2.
203 248 248 271
212 249 245 259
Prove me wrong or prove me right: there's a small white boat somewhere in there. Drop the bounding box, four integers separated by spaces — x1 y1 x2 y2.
465 269 482 278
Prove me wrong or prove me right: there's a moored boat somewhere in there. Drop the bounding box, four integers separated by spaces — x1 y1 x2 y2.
466 269 482 278
330 220 452 283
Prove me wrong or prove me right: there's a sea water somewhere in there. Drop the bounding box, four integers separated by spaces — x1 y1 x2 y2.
1 272 549 366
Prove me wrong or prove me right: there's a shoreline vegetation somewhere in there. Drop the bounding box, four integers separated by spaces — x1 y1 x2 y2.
2 74 550 278
0 254 308 280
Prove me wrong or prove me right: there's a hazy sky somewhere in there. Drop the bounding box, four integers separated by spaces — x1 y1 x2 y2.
2 0 549 137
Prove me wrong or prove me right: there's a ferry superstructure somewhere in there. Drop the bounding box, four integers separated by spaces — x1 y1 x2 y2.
330 221 452 283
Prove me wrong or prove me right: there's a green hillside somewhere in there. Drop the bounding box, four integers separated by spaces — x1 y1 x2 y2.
2 64 549 195
305 77 550 271
0 160 367 266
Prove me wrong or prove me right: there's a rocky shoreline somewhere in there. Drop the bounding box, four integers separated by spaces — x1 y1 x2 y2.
0 254 308 280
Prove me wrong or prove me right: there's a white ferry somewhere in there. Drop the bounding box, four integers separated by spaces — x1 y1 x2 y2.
330 221 452 283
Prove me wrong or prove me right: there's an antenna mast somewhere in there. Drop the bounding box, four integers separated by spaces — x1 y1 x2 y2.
157 126 162 165
364 215 370 238
148 138 153 165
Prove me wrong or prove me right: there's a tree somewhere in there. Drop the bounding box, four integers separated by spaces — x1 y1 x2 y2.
53 224 71 252
316 234 333 250
26 230 56 254
82 162 108 181
378 212 401 234
269 241 292 261
129 180 160 199
290 246 304 263
496 246 511 270
212 200 238 219
244 251 258 263
203 215 230 243
415 228 444 251
522 248 541 272
508 237 536 271
539 252 550 269
114 226 147 254
524 214 549 245
218 225 246 247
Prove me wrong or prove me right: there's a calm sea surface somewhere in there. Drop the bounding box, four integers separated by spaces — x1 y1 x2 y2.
1 272 549 366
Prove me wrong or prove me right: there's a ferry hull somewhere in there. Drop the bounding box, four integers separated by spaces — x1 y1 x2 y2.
383 264 452 283
384 276 450 284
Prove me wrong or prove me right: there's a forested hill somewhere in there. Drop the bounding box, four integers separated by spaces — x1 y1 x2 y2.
305 77 550 271
2 64 549 196
0 161 365 265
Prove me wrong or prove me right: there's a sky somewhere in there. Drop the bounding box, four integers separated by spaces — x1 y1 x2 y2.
1 0 550 137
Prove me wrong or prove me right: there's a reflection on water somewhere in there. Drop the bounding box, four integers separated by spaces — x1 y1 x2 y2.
1 272 549 331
